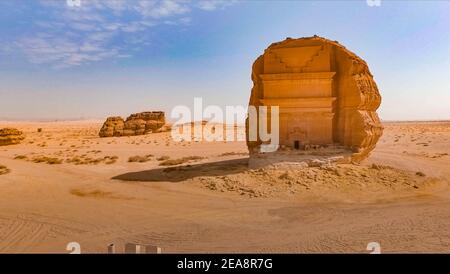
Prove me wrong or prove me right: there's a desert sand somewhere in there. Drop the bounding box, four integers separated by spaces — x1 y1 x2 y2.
0 120 449 253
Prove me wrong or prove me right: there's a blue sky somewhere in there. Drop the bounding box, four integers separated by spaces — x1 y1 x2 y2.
0 0 449 121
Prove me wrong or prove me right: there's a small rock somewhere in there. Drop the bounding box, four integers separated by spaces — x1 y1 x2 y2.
415 171 426 177
307 159 327 167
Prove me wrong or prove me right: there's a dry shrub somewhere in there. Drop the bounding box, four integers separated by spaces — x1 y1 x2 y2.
182 156 204 161
66 155 118 165
105 156 118 165
14 155 27 160
128 154 153 163
32 156 63 165
159 156 204 166
70 189 113 198
220 152 248 157
0 165 10 175
156 155 170 161
159 158 184 166
70 188 132 200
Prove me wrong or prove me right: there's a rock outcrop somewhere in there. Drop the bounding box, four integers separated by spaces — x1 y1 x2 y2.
99 111 166 137
246 35 383 163
0 128 25 146
99 117 125 137
123 111 166 136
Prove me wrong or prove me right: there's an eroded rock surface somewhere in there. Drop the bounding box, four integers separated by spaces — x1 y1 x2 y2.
99 117 125 137
0 128 25 146
246 36 383 162
99 111 165 137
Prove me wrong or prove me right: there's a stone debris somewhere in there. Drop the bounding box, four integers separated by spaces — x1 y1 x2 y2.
197 163 433 199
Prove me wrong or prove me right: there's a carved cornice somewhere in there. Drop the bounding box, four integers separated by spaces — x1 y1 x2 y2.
260 97 336 109
259 72 336 81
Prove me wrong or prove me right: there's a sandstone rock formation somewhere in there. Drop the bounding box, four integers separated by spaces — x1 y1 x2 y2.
99 111 165 137
246 35 383 163
123 111 166 136
99 117 125 137
0 128 25 146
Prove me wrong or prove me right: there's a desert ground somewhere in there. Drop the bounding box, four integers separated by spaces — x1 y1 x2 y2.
0 120 449 253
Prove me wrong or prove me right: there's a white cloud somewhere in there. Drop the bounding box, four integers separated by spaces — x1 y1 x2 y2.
197 0 238 11
15 34 121 69
136 0 190 18
7 0 237 68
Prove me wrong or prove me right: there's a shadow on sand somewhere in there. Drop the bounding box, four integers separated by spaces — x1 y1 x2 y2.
112 158 249 183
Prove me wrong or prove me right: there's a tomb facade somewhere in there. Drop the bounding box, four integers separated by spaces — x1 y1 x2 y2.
246 36 383 162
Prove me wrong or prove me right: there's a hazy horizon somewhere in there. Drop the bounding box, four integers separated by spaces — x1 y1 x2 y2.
1 0 449 121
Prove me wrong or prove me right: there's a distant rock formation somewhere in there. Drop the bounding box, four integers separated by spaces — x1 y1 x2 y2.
99 111 166 137
246 35 383 163
0 128 25 146
123 111 166 136
98 117 125 137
